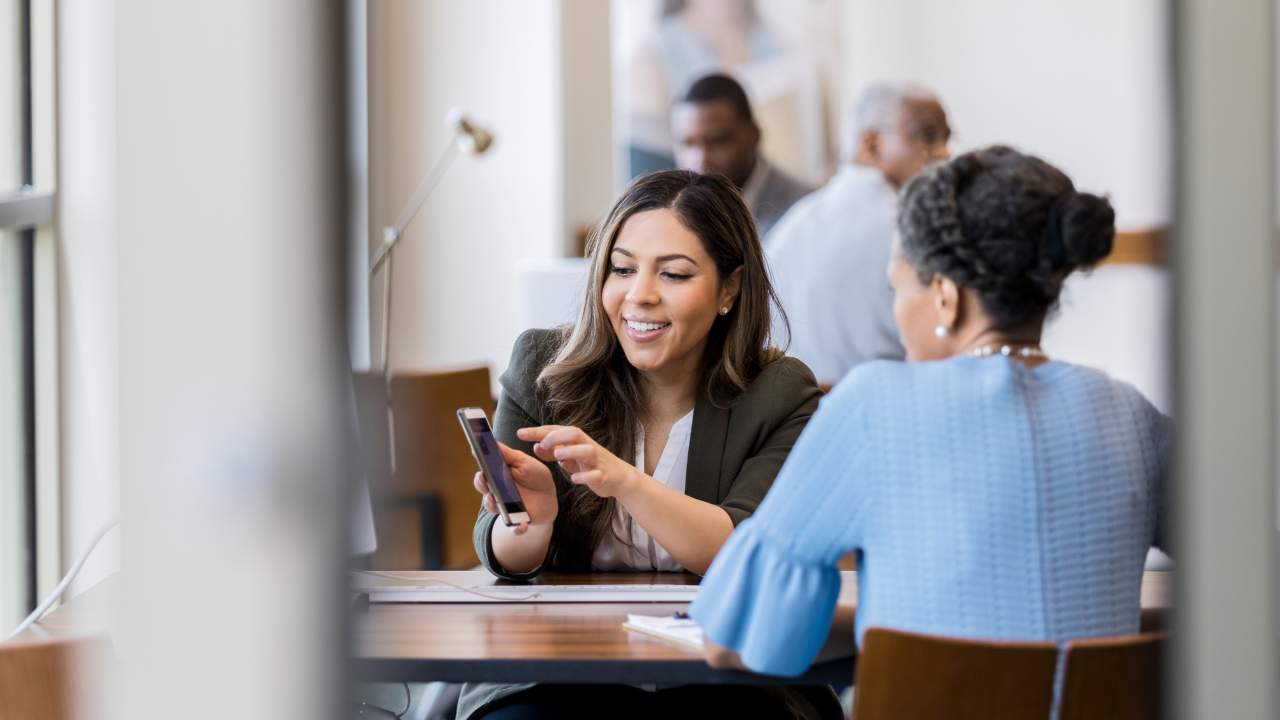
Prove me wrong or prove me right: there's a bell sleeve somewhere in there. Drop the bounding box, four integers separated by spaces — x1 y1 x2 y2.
691 519 843 676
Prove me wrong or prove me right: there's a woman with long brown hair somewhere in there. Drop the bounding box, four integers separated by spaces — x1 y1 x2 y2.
457 170 839 720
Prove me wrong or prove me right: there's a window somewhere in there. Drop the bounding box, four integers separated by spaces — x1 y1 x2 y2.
0 0 56 636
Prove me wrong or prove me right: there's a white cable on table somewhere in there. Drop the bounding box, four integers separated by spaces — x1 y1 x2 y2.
5 513 120 641
360 570 540 601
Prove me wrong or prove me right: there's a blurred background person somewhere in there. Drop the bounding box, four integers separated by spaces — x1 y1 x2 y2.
619 0 837 185
767 83 951 386
673 74 813 238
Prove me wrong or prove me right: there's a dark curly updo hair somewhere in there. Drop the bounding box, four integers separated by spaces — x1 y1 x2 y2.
898 145 1115 330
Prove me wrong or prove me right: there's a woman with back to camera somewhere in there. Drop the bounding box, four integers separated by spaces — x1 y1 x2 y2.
456 170 842 720
691 146 1171 692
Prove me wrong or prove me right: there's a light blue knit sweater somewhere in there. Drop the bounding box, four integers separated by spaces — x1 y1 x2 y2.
691 355 1171 677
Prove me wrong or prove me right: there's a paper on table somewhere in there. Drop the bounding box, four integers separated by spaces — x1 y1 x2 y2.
623 614 704 651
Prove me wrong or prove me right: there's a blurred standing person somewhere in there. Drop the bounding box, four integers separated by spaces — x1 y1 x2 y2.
673 74 813 238
625 0 782 176
766 84 952 385
622 0 835 184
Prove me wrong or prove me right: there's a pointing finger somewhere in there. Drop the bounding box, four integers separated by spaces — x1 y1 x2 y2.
553 444 597 464
516 425 563 443
536 427 590 451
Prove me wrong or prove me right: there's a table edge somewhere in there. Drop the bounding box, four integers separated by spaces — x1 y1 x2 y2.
351 656 856 687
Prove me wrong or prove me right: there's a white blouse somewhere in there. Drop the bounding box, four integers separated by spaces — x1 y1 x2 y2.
590 409 694 572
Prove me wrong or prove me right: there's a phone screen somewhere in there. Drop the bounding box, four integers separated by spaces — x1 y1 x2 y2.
466 417 526 514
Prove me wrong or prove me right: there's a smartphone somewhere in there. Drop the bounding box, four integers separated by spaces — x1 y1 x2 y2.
457 408 531 527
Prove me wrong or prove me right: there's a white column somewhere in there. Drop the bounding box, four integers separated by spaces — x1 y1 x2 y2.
114 2 349 719
347 0 371 371
1172 0 1277 716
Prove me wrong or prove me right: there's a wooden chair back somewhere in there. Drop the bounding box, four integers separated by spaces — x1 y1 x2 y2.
852 627 1058 720
0 635 110 720
353 367 494 569
1058 632 1166 720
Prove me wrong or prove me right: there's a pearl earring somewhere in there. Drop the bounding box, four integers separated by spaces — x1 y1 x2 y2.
721 306 730 315
935 325 949 338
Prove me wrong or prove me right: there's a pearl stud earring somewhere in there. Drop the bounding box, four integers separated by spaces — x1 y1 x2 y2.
935 325 949 338
721 306 730 315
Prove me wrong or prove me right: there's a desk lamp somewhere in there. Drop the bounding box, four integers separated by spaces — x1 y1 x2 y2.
368 108 494 472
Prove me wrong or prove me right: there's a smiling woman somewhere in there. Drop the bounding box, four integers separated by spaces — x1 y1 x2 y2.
605 213 742 380
458 171 839 720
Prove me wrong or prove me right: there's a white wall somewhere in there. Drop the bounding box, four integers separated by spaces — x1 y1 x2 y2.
842 0 1173 411
1046 266 1171 412
366 0 613 384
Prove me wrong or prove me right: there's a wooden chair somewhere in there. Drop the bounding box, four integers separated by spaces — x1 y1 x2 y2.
851 627 1059 720
353 367 494 570
1058 632 1166 720
0 634 110 720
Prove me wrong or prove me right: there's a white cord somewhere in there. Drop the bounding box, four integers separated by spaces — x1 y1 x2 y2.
360 570 540 601
5 514 120 641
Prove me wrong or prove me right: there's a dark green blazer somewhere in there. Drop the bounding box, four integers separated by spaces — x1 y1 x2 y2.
472 327 824 580
459 328 839 720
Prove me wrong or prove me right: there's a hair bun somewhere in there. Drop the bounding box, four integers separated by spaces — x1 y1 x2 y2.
899 146 1116 331
1050 192 1115 270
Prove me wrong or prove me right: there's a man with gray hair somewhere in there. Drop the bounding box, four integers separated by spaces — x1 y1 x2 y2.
766 82 951 385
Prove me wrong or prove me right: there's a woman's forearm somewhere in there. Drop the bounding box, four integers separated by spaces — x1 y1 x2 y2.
704 603 857 670
489 519 553 574
615 472 735 575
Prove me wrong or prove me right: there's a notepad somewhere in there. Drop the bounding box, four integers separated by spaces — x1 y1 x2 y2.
622 614 704 651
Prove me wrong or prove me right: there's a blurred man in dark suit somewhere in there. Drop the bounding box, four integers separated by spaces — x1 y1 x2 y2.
671 74 812 238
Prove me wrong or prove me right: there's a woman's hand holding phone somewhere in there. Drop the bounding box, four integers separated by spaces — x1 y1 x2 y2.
472 441 558 536
517 425 642 500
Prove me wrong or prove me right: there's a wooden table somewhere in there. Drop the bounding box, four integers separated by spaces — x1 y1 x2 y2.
351 570 1173 687
353 570 859 686
16 570 1173 689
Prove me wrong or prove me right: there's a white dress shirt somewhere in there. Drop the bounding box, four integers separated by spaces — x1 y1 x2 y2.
765 163 906 385
740 157 772 211
591 410 694 572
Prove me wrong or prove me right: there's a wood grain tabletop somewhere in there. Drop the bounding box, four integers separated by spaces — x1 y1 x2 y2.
14 570 1172 687
351 570 859 685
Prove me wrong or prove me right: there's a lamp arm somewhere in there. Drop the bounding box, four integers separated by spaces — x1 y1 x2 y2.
364 111 492 480
369 135 462 275
367 130 463 475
